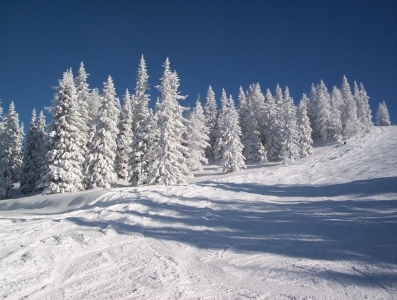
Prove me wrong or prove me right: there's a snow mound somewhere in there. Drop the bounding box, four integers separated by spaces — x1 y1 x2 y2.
1 127 396 299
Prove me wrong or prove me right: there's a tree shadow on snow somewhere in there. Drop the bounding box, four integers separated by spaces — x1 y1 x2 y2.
65 176 397 287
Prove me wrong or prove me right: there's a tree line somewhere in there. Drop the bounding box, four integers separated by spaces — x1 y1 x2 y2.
0 56 392 198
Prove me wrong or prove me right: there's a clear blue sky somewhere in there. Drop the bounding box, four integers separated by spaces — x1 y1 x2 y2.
1 0 396 127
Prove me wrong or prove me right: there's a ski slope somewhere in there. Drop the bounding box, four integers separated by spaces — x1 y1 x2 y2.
1 127 396 299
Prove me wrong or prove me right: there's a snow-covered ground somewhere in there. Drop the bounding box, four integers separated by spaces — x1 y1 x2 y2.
1 127 396 299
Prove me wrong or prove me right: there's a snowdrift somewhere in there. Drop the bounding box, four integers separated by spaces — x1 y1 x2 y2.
1 127 396 299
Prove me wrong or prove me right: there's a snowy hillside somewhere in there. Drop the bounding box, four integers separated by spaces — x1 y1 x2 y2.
1 126 396 299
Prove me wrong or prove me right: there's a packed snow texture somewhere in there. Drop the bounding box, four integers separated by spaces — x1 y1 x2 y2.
0 127 396 299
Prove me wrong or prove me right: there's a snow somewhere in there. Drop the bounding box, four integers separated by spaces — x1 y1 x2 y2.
1 127 396 299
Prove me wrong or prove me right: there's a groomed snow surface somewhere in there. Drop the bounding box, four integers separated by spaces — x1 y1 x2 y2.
1 127 396 299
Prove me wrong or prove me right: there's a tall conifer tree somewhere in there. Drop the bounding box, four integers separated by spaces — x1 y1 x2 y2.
38 70 84 194
85 76 120 189
147 58 191 185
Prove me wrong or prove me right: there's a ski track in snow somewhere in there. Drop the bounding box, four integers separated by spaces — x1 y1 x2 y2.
1 127 397 299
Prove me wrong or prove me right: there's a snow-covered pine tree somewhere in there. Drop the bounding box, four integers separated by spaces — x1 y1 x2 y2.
307 83 318 136
38 70 85 194
376 101 391 126
238 86 249 137
340 75 359 139
185 97 210 172
220 94 246 173
204 85 218 158
85 76 120 189
328 86 343 141
247 83 266 140
115 89 133 180
280 87 300 163
34 111 47 190
312 81 341 141
297 94 313 158
20 109 40 193
0 102 24 198
312 81 331 140
357 83 373 132
87 87 101 137
263 88 274 144
213 89 228 162
130 55 152 186
240 87 267 162
0 101 3 133
265 85 283 161
147 58 191 185
75 62 90 159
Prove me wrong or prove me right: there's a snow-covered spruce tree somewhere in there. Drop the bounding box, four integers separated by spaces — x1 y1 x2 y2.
85 76 120 189
376 101 391 126
204 85 218 158
213 89 228 162
307 83 318 136
87 87 101 137
130 55 152 186
0 101 3 133
247 83 267 140
75 62 90 156
297 94 313 158
220 94 246 173
115 89 133 180
38 70 85 194
20 109 40 193
147 58 191 185
185 98 210 172
311 81 330 140
312 81 342 141
340 75 359 139
265 85 283 161
34 111 47 190
328 86 343 141
0 102 24 198
239 87 267 162
356 82 373 132
280 87 300 163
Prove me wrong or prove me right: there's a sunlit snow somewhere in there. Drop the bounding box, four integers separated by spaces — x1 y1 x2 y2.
1 127 396 299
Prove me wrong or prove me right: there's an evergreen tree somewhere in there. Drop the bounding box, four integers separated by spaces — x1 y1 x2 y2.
38 70 85 194
240 87 266 162
0 102 24 198
280 87 300 163
219 94 246 173
115 89 134 180
376 101 391 126
357 83 373 132
75 62 90 157
130 55 152 186
147 58 191 185
313 81 342 141
87 87 101 137
307 83 318 134
213 89 228 162
85 76 120 189
186 98 210 172
0 101 3 134
340 75 359 139
247 83 266 139
204 85 218 157
297 94 313 158
35 111 47 189
20 109 40 193
265 85 283 161
328 86 343 141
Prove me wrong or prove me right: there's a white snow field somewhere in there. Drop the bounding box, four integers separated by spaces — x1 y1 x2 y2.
1 127 396 299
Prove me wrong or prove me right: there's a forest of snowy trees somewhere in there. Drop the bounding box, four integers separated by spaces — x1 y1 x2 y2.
0 56 393 198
